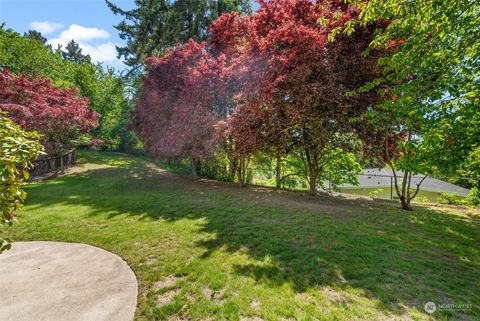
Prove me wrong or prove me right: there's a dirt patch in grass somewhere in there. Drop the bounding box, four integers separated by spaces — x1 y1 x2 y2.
322 287 347 303
68 163 112 173
167 317 192 321
202 286 226 304
156 288 181 305
154 275 184 290
240 317 265 321
144 257 158 265
250 299 261 309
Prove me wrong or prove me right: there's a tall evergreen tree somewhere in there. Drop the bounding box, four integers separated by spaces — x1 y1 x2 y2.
24 30 47 44
62 39 91 64
106 0 250 68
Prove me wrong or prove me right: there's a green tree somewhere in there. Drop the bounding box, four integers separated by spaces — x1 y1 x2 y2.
65 62 135 150
0 26 68 84
24 30 47 44
0 26 135 152
284 147 362 194
457 146 480 188
336 0 480 210
106 0 251 68
0 116 43 253
62 39 91 64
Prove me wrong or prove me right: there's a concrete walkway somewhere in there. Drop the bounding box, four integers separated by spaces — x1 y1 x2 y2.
0 241 137 321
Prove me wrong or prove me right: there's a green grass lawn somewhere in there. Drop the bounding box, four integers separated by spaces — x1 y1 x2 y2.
8 151 480 321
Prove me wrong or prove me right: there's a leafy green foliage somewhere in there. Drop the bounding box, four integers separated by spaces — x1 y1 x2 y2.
323 150 362 190
437 192 461 205
338 0 480 209
465 187 480 206
0 26 135 151
70 64 133 149
0 116 43 253
286 148 362 192
457 146 480 187
0 25 67 84
24 30 47 44
438 188 480 207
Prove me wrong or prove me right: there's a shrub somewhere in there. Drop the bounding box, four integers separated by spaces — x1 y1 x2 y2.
0 116 43 253
463 187 480 206
437 192 460 205
0 69 99 156
90 138 105 150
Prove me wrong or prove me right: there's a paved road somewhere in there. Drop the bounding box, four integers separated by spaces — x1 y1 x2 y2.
0 241 137 321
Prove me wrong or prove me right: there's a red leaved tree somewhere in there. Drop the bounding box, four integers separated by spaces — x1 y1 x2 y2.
211 0 383 191
0 69 99 155
134 40 233 178
135 0 383 189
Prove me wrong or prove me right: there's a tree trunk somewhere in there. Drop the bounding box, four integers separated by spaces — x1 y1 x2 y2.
303 146 318 196
400 196 413 211
60 154 65 174
237 161 242 186
308 170 317 195
228 158 237 182
237 157 247 187
399 170 413 210
275 152 281 189
191 158 199 180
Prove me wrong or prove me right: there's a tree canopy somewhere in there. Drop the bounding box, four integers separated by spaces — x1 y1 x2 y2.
0 69 99 155
106 0 251 68
62 39 91 64
135 0 383 190
0 26 135 151
332 0 480 209
24 30 47 44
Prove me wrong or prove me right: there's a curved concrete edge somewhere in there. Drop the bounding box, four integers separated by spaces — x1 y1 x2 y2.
0 241 138 321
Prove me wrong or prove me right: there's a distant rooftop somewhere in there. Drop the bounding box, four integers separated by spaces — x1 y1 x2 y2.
339 168 470 197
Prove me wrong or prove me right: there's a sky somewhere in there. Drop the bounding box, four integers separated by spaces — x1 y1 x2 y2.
0 0 136 70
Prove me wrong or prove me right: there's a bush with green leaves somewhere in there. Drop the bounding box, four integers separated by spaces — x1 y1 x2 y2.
0 116 43 253
464 187 480 207
437 192 461 205
438 188 480 207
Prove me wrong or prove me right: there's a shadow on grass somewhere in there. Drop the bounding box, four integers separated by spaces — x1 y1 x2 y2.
24 152 480 318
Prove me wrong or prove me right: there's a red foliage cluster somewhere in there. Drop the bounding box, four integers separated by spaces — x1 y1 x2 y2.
135 0 383 177
0 69 99 155
90 138 105 150
135 40 225 161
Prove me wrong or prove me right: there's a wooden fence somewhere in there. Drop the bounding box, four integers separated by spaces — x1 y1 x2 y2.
29 149 76 179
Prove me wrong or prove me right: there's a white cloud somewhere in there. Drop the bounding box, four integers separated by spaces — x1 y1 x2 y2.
79 42 118 63
47 24 119 65
29 21 63 34
56 24 110 42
